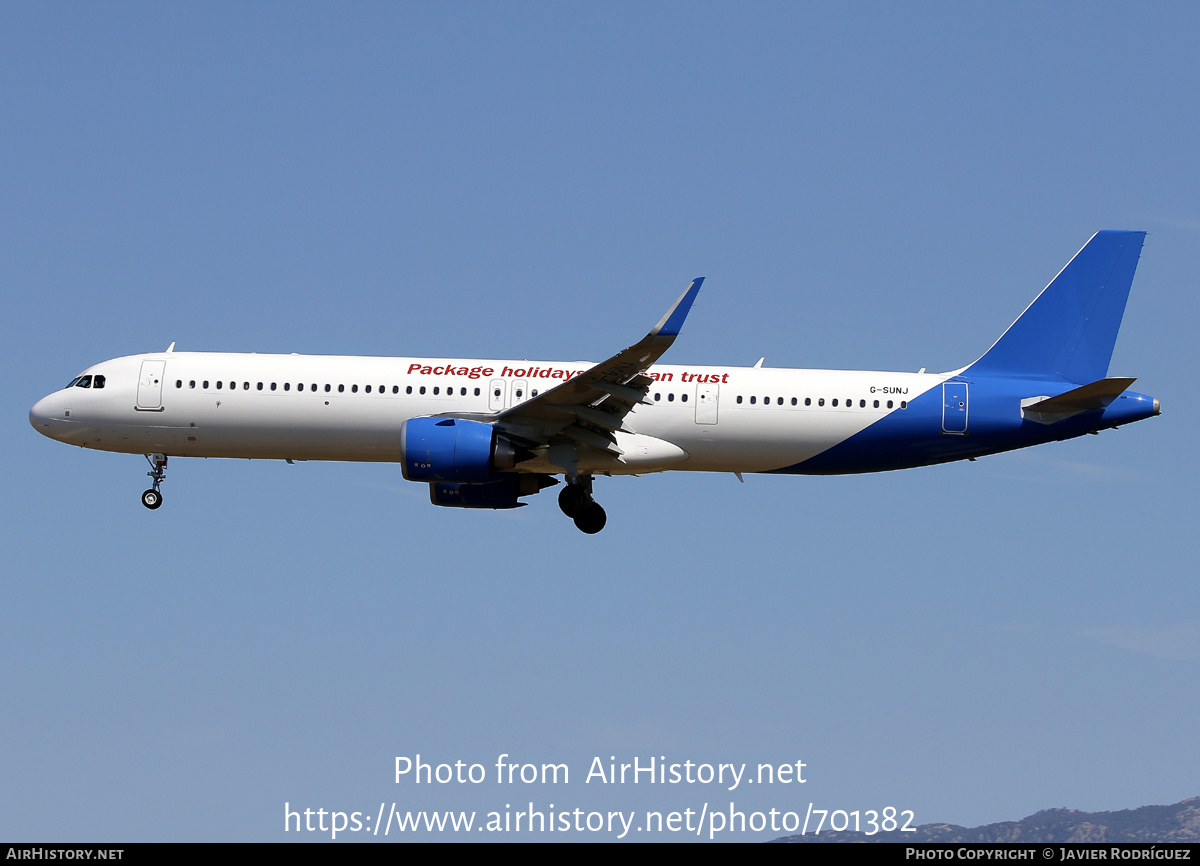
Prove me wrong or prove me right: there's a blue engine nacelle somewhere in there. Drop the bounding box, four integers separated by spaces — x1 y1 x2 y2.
429 474 558 510
429 477 522 509
400 417 520 483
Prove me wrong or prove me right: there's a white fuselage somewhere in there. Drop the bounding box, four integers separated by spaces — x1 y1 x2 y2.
30 351 947 475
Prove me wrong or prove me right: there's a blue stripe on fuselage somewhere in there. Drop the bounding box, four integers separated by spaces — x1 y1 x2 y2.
769 378 1157 476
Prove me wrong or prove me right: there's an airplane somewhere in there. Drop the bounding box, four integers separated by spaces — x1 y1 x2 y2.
29 230 1159 534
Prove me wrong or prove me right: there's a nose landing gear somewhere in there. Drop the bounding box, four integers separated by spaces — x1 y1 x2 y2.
558 475 607 534
142 453 167 510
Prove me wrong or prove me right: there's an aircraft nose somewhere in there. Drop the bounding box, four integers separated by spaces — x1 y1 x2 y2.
29 395 56 432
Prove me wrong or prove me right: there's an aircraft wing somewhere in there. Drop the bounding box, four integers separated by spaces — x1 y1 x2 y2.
492 278 703 457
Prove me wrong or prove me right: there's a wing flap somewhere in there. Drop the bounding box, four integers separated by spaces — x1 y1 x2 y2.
544 403 636 434
561 424 623 455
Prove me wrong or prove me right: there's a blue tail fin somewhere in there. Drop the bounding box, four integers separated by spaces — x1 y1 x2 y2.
965 230 1146 383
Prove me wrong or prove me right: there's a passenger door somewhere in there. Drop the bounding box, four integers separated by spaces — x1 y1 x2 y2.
136 360 166 411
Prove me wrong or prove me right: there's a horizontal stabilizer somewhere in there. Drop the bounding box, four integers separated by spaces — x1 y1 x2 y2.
1020 377 1136 424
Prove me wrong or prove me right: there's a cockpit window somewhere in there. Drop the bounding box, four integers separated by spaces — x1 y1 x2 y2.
65 374 104 389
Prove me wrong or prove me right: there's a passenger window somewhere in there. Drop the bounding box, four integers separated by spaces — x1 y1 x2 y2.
204 380 211 389
366 385 373 393
407 386 413 395
352 385 358 393
900 401 907 409
190 381 197 389
777 397 783 405
873 399 879 408
655 393 661 401
432 387 438 395
887 400 893 408
860 399 865 408
831 398 837 407
244 382 250 390
473 388 480 396
218 381 224 390
818 398 825 406
749 396 756 404
258 383 263 390
270 382 276 391
736 395 742 404
681 393 687 402
668 393 675 402
420 386 426 395
338 384 345 393
325 384 331 392
176 380 182 388
283 383 289 391
791 397 797 405
393 386 400 394
805 397 811 406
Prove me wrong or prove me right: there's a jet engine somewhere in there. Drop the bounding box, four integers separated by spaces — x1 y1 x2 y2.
400 417 522 483
429 474 557 509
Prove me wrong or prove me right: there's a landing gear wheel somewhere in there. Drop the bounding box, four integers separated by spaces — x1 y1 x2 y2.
558 484 588 517
142 453 167 510
573 501 607 534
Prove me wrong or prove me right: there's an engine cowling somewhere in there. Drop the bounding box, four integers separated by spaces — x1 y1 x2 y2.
400 417 519 483
430 478 522 509
429 474 558 510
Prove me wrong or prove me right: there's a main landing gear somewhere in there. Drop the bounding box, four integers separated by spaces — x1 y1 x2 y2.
141 453 167 510
558 475 606 534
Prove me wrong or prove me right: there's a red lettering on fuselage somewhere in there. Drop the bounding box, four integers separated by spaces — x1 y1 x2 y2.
406 364 495 379
498 366 584 380
401 364 730 385
679 372 730 384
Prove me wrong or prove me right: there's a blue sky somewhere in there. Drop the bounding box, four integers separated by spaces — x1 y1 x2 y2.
3 2 1197 841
